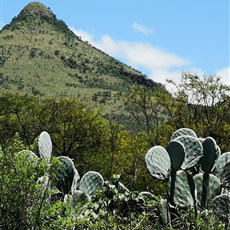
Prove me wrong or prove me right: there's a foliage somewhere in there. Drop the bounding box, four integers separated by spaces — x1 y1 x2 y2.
157 74 230 151
1 126 229 229
0 144 47 229
0 1 158 113
145 127 230 228
124 84 166 145
0 93 110 172
124 74 230 151
0 92 163 194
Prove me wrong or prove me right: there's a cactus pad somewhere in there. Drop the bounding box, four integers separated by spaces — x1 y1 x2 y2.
221 161 230 188
171 128 197 140
212 194 230 222
79 171 104 197
38 131 52 162
167 140 185 171
194 173 221 206
73 190 90 205
145 146 171 181
174 135 203 170
158 199 169 224
56 156 78 195
139 191 156 202
168 170 194 207
200 137 220 173
214 152 230 179
18 150 38 163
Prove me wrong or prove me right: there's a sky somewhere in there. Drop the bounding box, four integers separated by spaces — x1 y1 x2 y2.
1 0 229 90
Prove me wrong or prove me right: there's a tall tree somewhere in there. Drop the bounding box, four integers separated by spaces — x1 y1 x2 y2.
124 84 165 146
158 73 230 151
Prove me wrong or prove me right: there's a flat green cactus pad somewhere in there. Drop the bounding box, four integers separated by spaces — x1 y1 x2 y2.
167 140 185 172
79 171 104 197
221 161 230 188
38 131 52 162
174 135 203 170
200 137 220 173
214 152 230 179
56 156 77 195
73 190 90 205
145 146 171 181
168 170 194 207
194 173 221 206
212 194 230 222
18 150 39 163
171 128 197 140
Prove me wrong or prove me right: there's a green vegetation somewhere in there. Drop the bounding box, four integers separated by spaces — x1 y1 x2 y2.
1 127 229 229
1 2 230 228
0 1 160 117
0 74 230 229
0 92 158 193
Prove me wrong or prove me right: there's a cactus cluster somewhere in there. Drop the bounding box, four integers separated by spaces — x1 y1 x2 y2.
145 128 230 223
17 129 229 226
22 131 104 208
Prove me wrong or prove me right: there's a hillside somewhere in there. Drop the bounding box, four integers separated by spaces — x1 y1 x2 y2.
0 2 161 113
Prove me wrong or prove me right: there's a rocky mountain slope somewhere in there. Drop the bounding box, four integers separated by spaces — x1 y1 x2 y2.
0 2 162 113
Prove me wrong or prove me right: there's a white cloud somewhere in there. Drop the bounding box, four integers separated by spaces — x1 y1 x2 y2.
132 22 153 35
69 26 230 92
70 26 190 91
216 67 230 86
69 27 94 43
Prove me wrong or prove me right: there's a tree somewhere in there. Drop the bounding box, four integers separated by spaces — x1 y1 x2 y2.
0 93 111 176
0 142 47 229
157 73 230 151
124 84 165 146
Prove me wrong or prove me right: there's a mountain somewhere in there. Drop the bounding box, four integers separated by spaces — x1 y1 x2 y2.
0 2 162 112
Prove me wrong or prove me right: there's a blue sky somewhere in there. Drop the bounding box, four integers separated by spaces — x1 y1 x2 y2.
1 0 229 89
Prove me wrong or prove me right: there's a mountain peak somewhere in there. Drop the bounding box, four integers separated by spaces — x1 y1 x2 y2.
17 2 56 22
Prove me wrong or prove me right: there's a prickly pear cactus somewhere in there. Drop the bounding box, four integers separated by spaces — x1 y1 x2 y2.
167 140 185 172
65 190 90 208
200 137 220 173
79 171 104 197
139 191 156 202
158 199 170 224
145 146 171 181
221 161 230 189
56 156 80 195
37 174 50 190
117 181 129 192
174 135 203 170
194 173 221 206
212 194 230 223
168 170 195 207
71 168 81 194
38 131 52 162
171 128 197 140
18 150 39 164
214 152 230 179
